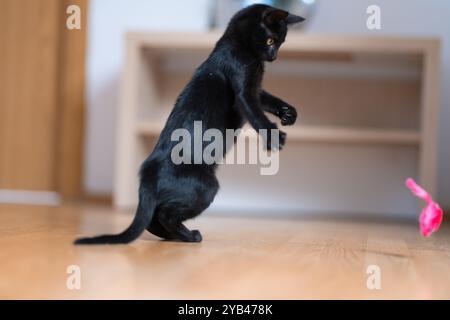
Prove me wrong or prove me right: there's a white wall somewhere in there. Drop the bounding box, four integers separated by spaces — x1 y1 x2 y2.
85 0 210 195
85 0 450 206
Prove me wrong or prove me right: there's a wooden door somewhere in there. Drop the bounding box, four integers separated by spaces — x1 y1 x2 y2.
0 0 87 203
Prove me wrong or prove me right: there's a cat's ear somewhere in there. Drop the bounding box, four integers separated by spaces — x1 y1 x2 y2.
264 9 289 25
285 13 305 25
264 9 305 26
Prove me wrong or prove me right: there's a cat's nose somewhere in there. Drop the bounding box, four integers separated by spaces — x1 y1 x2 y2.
268 50 277 61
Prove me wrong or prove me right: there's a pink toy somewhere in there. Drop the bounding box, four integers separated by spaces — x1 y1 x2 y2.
406 178 443 237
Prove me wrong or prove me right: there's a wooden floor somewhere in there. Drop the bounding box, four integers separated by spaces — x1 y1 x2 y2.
0 204 449 299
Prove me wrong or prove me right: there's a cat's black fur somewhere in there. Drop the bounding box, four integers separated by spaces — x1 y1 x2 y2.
75 4 304 245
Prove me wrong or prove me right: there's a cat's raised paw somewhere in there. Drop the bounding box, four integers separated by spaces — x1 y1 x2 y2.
280 105 297 126
272 130 287 151
264 125 286 151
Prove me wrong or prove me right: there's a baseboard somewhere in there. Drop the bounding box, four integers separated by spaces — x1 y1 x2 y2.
0 190 61 206
81 193 113 206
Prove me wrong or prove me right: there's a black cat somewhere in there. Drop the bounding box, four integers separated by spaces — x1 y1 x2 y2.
75 4 304 245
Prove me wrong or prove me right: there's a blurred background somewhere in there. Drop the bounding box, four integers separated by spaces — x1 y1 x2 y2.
0 0 449 218
2 0 450 300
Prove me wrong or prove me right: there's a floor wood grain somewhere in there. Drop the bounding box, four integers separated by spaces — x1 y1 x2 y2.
0 204 449 299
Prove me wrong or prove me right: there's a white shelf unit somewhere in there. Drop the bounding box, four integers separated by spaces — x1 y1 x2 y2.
115 32 440 218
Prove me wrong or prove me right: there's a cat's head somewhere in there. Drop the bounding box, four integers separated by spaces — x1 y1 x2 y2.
227 4 305 62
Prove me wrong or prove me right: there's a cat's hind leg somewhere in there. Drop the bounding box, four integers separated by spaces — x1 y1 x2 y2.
157 210 202 243
154 173 217 242
146 217 175 240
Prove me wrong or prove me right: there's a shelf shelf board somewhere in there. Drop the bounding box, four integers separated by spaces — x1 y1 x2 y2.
132 31 438 55
136 121 420 146
141 33 425 80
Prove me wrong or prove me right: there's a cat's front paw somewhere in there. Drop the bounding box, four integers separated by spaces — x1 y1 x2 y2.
263 123 286 151
280 105 297 126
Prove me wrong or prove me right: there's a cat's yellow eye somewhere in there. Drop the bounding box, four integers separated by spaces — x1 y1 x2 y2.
266 38 274 46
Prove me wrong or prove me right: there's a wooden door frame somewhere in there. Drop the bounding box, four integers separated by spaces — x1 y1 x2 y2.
55 0 88 200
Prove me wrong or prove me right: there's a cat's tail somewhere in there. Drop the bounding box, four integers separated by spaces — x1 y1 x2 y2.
74 183 156 245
